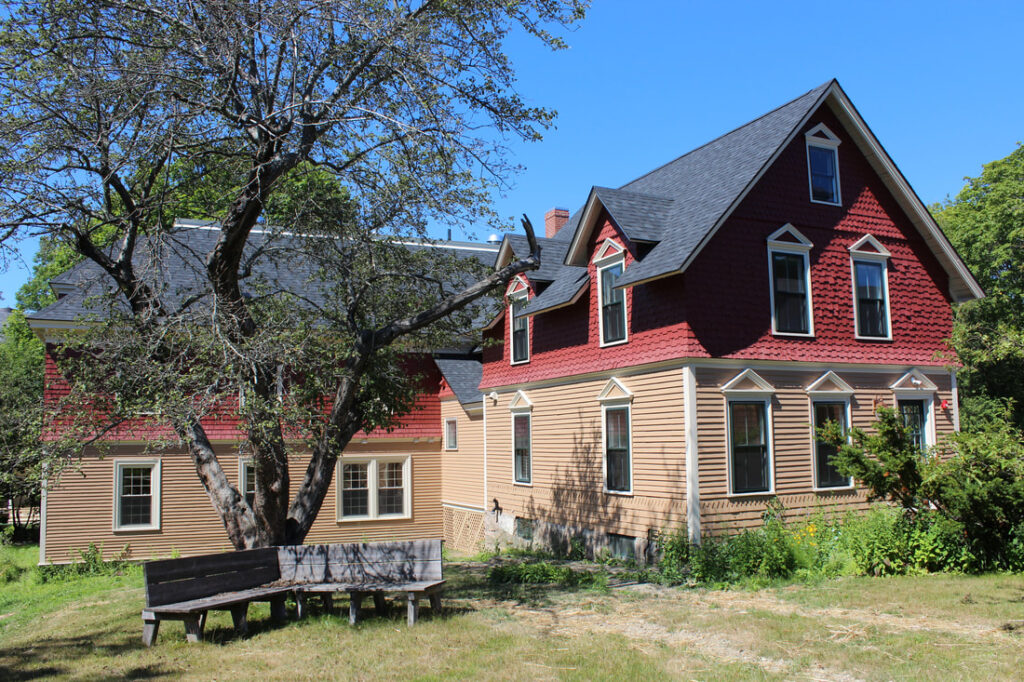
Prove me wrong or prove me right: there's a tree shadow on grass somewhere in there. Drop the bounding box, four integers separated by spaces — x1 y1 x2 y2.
0 625 175 680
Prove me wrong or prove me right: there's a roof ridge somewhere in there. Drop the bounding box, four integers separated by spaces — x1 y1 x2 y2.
619 80 834 191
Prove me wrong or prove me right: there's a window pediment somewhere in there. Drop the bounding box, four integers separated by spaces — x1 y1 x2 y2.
508 390 533 412
890 369 937 393
507 275 530 297
593 238 626 264
849 234 891 259
767 224 813 251
597 377 633 404
721 369 775 397
806 370 854 398
805 122 841 147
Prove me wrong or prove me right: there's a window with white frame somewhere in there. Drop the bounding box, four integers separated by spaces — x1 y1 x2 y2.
813 402 851 488
337 457 411 520
722 369 774 495
239 458 256 506
805 123 841 205
890 369 938 455
898 400 927 452
509 292 530 364
594 240 628 346
445 418 458 450
114 460 161 530
767 225 814 336
513 413 531 484
849 235 892 339
604 406 631 493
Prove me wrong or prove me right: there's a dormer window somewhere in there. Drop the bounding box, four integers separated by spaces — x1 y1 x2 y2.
805 123 841 206
849 235 892 340
507 276 530 364
594 239 628 347
767 225 814 336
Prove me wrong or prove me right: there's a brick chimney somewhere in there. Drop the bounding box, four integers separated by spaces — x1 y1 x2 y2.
544 207 570 238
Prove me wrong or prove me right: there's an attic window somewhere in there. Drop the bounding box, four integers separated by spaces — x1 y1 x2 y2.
805 123 841 206
594 239 628 347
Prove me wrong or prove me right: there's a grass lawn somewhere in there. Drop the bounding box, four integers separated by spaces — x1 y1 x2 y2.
1 545 1023 680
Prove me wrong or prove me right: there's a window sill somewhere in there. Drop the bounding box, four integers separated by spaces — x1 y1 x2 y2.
809 198 841 207
444 447 458 452
510 359 530 366
603 489 633 497
113 525 161 533
854 334 893 342
513 481 533 487
337 514 412 523
771 331 815 339
727 489 775 499
599 338 628 348
813 484 855 493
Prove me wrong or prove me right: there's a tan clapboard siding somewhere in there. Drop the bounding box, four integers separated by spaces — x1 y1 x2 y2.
440 400 485 509
44 440 441 563
695 366 956 534
486 367 687 539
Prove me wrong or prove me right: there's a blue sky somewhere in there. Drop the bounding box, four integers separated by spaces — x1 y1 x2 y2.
2 0 1021 306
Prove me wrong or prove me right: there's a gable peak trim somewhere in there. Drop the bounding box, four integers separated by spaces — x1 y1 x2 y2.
848 234 891 258
507 275 529 296
508 389 533 411
596 377 633 404
721 368 775 396
890 369 938 393
804 122 841 147
767 223 813 250
593 238 626 263
806 370 854 397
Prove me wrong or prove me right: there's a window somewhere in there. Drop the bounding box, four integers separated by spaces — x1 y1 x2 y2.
337 457 410 520
813 402 851 488
510 293 529 364
805 123 841 205
607 533 636 560
513 413 531 484
239 459 256 506
114 460 160 531
599 261 627 345
767 225 814 336
729 402 771 494
899 400 927 452
444 418 458 450
604 406 631 493
849 235 892 340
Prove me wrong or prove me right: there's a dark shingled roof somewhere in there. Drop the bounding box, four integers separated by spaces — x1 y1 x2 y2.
434 353 484 405
612 82 830 287
499 233 588 316
520 268 587 315
591 187 674 243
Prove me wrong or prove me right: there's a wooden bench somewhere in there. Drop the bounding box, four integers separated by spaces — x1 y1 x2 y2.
279 539 445 626
141 539 444 645
141 547 290 646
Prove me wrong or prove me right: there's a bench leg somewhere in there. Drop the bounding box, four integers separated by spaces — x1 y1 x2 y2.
270 595 287 622
406 592 419 627
322 593 334 614
199 610 208 633
142 618 160 647
373 593 388 616
183 615 205 643
349 592 365 625
296 592 309 620
429 590 442 617
230 603 249 637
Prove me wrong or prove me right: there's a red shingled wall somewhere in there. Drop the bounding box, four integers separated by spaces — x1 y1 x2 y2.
481 101 954 389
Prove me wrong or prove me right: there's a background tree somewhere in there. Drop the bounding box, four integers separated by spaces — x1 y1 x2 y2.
0 0 585 549
933 145 1024 431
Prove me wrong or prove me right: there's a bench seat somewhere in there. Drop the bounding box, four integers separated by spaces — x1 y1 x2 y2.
143 584 293 615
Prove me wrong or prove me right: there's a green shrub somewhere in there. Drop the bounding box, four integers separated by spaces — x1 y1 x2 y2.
688 537 730 584
655 528 690 585
487 561 601 588
0 556 25 583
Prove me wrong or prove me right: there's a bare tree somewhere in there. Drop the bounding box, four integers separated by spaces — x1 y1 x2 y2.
0 0 585 547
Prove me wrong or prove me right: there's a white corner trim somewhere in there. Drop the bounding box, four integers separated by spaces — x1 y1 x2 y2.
950 369 960 432
683 366 700 545
805 370 854 398
38 463 48 565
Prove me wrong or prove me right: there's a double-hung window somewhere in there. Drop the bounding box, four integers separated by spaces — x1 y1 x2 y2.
604 406 631 493
599 262 627 345
513 414 531 484
849 235 892 340
898 400 927 453
805 123 841 206
813 402 851 488
767 225 814 336
510 292 530 364
445 418 458 450
114 460 161 531
338 457 410 520
722 369 775 496
239 458 256 506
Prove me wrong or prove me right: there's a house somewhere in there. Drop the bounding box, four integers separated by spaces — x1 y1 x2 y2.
29 79 982 563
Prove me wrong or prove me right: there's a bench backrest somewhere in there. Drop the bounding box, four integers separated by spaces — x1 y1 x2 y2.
277 539 442 585
143 547 281 607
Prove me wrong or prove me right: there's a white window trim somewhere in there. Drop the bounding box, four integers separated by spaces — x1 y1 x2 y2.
336 455 412 522
891 370 938 450
766 224 815 338
594 243 628 348
809 398 855 491
508 289 530 365
805 123 842 206
238 457 256 505
444 418 458 450
510 411 532 486
112 459 161 532
849 236 893 341
725 398 775 497
601 402 633 496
